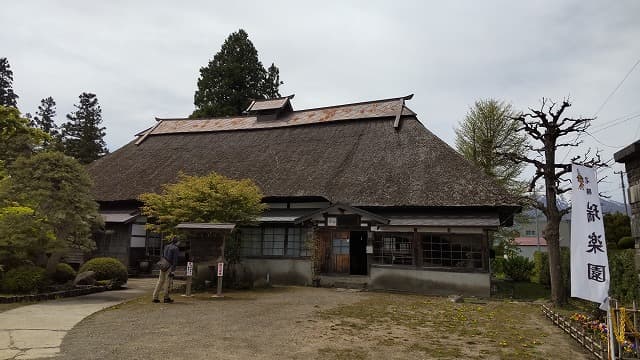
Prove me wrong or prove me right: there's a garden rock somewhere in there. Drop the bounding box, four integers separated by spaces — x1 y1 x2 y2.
74 271 96 286
448 295 464 303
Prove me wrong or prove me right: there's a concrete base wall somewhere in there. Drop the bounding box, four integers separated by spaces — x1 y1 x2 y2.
369 266 490 297
238 258 313 287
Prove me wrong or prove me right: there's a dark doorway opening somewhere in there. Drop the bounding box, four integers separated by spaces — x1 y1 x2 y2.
349 231 367 275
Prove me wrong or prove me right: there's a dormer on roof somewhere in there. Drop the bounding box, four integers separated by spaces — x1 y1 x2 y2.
245 94 294 121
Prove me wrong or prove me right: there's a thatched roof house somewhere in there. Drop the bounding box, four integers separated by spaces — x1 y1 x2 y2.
88 95 518 296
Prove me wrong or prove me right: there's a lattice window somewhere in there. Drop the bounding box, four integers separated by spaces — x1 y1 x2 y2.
373 233 413 265
240 227 262 256
286 227 310 257
422 234 483 269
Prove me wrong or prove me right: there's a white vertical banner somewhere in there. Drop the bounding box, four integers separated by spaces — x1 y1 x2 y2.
570 164 610 306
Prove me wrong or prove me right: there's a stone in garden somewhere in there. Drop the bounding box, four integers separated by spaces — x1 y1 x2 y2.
448 295 464 303
74 271 96 286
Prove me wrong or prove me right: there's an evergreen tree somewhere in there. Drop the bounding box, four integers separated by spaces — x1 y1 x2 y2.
0 105 47 165
192 29 283 118
0 58 19 107
62 92 108 164
33 97 61 149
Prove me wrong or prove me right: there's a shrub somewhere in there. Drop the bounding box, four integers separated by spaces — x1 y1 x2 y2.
530 247 570 289
618 236 635 250
79 257 127 285
532 251 550 285
53 263 77 283
503 255 535 281
491 257 505 275
2 266 47 294
609 249 640 304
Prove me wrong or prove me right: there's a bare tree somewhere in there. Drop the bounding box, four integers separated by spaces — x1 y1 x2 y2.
506 98 605 306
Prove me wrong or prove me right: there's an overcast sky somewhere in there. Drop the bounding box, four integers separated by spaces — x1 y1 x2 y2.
2 1 639 204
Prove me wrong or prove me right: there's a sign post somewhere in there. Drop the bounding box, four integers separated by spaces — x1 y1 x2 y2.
570 164 613 358
183 261 193 297
214 262 224 297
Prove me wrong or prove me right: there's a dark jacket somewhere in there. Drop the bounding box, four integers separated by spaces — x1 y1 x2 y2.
163 243 179 272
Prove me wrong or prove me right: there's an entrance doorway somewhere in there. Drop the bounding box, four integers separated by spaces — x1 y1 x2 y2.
349 231 367 275
317 230 368 275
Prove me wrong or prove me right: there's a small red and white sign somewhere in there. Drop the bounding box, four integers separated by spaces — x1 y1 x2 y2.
217 262 224 277
186 262 193 277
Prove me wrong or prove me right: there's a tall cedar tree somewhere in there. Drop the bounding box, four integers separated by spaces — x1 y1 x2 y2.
33 97 61 149
455 99 528 193
0 58 19 107
192 29 283 118
506 99 605 306
62 93 108 164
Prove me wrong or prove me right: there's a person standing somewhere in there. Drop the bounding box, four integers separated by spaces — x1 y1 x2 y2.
152 236 180 303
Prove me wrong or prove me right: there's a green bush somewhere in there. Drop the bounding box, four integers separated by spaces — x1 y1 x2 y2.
53 263 77 283
609 249 640 304
618 236 635 250
530 247 570 289
532 251 550 285
2 266 47 294
491 257 505 275
503 256 535 281
79 257 127 285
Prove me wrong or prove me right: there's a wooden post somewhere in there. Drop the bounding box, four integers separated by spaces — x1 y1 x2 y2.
216 262 224 296
633 301 639 359
183 261 193 297
212 232 225 298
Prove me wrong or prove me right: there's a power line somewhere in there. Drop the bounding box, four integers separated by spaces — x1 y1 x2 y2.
561 57 640 162
590 113 640 134
594 57 640 116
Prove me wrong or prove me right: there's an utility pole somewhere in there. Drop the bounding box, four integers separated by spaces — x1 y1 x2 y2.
615 170 630 217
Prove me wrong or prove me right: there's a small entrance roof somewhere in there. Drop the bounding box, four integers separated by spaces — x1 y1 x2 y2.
100 210 138 224
176 223 236 231
295 203 389 224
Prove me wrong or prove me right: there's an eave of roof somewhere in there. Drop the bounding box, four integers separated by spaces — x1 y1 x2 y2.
614 140 640 163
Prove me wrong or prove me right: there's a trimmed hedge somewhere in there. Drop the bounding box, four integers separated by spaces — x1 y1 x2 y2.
79 257 127 285
617 236 634 250
53 263 77 283
2 266 47 294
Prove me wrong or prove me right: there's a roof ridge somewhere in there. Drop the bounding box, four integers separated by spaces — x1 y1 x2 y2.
153 94 414 122
291 94 414 114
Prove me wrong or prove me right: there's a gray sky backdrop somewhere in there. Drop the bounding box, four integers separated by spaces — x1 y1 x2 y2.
2 1 639 204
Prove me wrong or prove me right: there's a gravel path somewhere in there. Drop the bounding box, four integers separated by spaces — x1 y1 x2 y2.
57 287 590 360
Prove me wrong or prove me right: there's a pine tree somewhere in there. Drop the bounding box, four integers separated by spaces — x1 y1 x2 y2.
192 29 283 118
0 58 19 107
62 92 108 164
33 97 61 149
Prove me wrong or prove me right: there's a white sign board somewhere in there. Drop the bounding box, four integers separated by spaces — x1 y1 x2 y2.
570 164 610 306
217 262 224 277
366 245 373 254
186 262 193 277
327 217 337 227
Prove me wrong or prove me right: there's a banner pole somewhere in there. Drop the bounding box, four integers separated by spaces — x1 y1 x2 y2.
607 298 616 360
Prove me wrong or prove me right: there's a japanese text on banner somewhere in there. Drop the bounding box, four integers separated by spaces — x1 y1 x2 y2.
570 164 609 305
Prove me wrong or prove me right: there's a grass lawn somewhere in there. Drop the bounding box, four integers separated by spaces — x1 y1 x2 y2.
316 292 585 359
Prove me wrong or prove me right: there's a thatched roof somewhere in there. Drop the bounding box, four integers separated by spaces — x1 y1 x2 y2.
88 96 517 209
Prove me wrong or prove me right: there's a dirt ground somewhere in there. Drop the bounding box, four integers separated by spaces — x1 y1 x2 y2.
57 286 590 360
